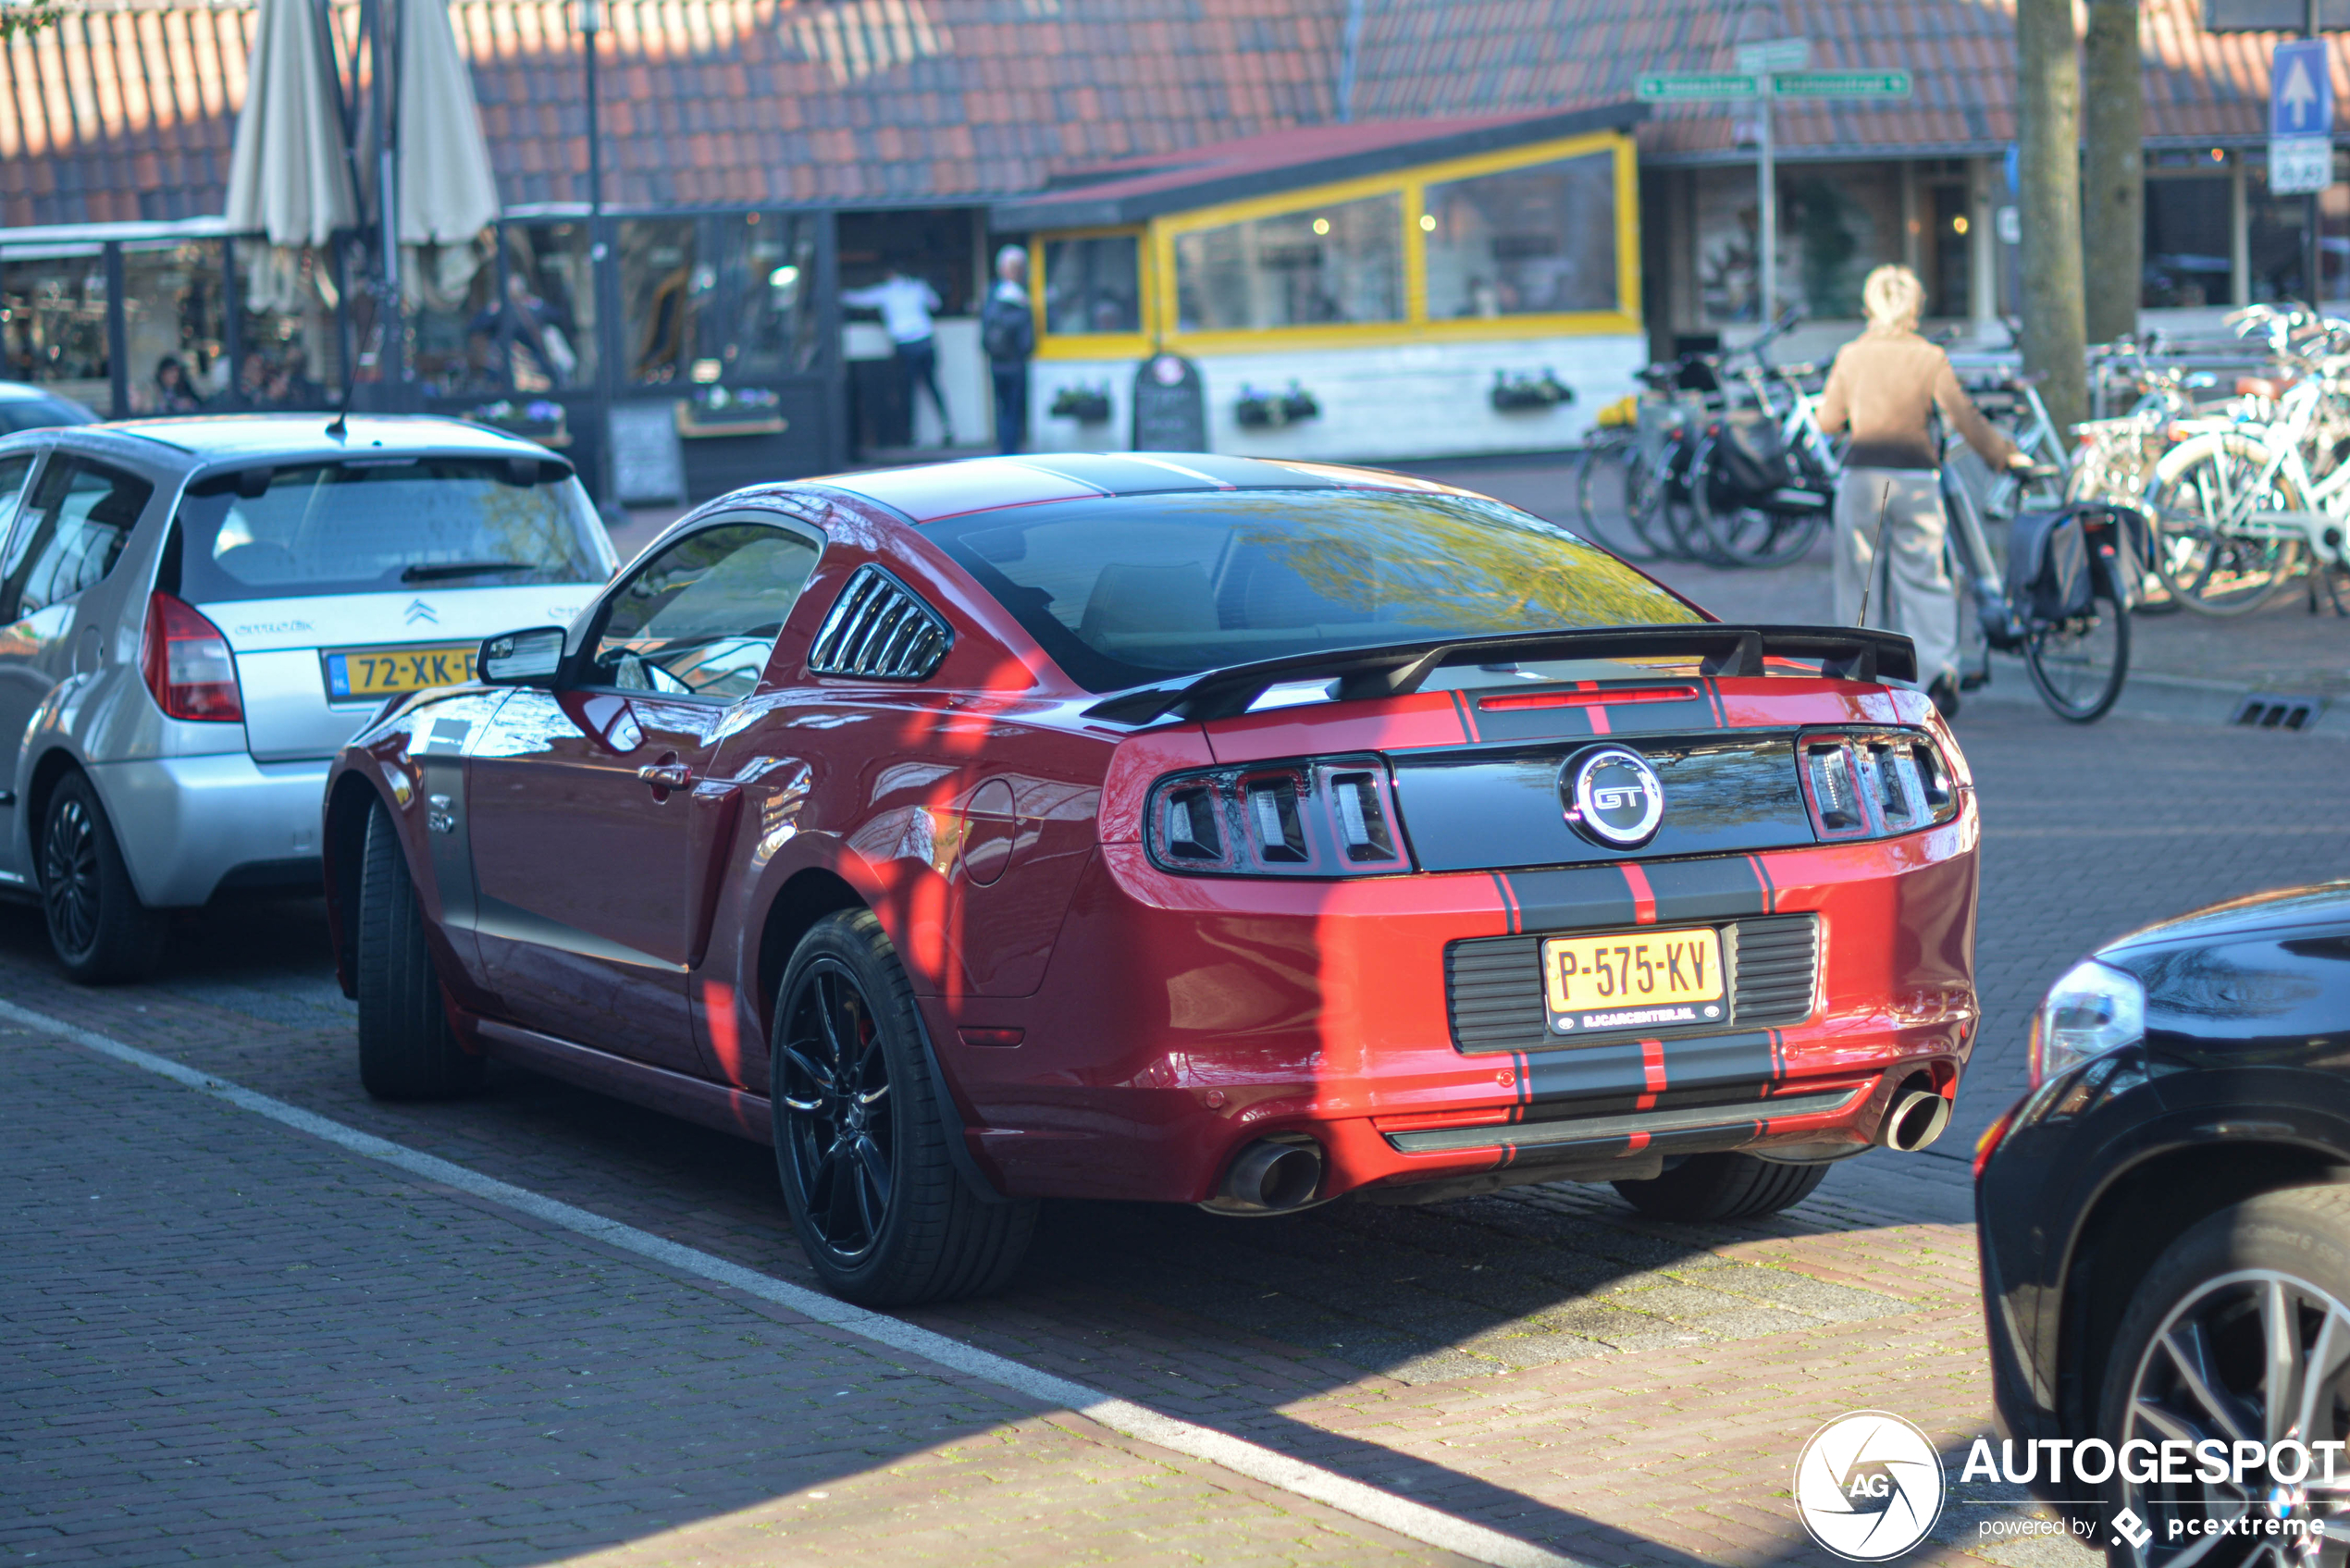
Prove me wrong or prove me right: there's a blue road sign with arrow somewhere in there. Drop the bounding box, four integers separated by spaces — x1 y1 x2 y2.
2272 39 2332 137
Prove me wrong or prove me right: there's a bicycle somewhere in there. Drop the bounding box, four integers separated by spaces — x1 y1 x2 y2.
1688 352 1836 567
1939 454 2141 722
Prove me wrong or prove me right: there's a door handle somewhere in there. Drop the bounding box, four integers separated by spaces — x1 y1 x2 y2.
637 761 693 790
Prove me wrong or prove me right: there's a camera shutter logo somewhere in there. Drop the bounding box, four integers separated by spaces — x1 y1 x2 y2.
1794 1411 1947 1561
1562 746 1665 849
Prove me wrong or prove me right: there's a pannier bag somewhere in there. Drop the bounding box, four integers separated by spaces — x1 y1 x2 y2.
1705 410 1794 510
2007 503 2152 618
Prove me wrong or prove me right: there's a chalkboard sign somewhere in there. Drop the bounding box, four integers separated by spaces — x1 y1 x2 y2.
607 402 686 506
1132 353 1207 452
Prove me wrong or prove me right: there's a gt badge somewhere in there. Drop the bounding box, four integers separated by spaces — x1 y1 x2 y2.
1562 746 1664 849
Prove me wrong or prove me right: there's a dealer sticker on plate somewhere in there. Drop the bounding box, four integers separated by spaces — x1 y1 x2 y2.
323 643 479 700
1541 926 1726 1035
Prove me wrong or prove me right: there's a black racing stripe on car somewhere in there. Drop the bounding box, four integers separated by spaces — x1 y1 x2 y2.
1499 865 1638 933
1636 858 1772 925
1450 688 1480 744
1487 870 1521 934
1492 1142 1517 1170
1745 853 1778 917
1656 1031 1778 1097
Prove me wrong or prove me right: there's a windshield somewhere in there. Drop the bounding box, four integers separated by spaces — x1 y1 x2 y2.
170 458 612 604
927 488 1703 692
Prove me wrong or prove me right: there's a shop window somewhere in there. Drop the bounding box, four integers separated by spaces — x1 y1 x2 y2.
2144 178 2232 308
500 224 597 390
1423 153 1618 318
405 237 501 401
1175 192 1404 332
236 243 339 409
2247 168 2312 304
722 213 821 378
621 218 701 387
121 241 228 414
1 253 113 416
1043 235 1141 335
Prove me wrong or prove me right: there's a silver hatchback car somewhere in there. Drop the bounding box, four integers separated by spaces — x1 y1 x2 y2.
0 414 616 981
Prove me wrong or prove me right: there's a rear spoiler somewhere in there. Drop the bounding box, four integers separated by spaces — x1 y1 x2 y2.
1083 623 1918 725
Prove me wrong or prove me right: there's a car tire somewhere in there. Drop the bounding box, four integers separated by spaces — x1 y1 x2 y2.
771 908 1036 1306
2095 1185 2350 1565
1611 1152 1830 1222
39 771 167 984
355 796 483 1100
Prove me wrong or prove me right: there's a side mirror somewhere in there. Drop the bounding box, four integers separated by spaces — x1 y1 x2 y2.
477 626 567 687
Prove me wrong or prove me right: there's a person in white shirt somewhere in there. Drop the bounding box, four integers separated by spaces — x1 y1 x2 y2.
842 265 953 447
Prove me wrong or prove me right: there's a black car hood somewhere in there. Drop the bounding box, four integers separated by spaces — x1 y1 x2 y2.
2098 882 2350 1060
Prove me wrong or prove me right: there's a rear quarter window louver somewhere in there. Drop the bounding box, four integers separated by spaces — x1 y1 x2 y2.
806 564 953 679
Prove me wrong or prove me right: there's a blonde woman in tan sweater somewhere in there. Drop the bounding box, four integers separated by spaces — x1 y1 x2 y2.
1814 265 2029 717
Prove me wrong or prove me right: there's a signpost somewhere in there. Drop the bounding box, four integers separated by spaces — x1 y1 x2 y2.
2271 38 2333 194
1634 48 1913 325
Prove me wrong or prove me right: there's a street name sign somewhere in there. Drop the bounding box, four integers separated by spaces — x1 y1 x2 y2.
1736 37 1811 74
2270 38 2334 195
1636 73 1759 101
1770 70 1912 98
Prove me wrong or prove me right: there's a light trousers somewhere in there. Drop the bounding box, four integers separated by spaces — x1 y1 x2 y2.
1833 467 1960 686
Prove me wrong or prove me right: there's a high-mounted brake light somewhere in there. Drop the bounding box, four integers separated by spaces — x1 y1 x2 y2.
1145 755 1412 877
142 591 242 722
1797 728 1956 842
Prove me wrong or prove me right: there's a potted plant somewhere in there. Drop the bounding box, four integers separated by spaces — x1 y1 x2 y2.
1490 368 1575 412
1234 380 1319 428
674 384 788 438
1050 383 1113 425
465 399 570 445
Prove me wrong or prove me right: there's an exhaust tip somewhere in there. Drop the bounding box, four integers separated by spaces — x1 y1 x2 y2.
1207 1139 1324 1215
1881 1086 1951 1153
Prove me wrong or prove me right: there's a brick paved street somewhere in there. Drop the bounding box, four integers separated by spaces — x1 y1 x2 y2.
8 699 2346 1565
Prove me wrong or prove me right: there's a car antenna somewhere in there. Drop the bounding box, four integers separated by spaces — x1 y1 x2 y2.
325 405 349 439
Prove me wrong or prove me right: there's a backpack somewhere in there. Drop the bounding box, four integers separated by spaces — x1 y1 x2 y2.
982 291 1033 363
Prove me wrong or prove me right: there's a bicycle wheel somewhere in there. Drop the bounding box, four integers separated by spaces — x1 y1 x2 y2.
2146 434 2307 616
1574 436 1659 560
2022 588 2129 722
1676 438 1741 565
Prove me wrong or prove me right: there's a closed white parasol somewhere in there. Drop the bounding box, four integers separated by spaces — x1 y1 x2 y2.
394 0 498 264
223 0 358 250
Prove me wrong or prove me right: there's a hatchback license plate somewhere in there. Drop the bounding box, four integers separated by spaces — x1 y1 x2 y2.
1541 927 1726 1035
324 643 478 699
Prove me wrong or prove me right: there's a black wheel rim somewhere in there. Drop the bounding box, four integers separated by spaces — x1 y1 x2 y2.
777 961 895 1263
41 796 99 958
2120 1268 2350 1566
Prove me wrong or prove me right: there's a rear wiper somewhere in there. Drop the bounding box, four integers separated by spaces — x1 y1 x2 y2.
402 560 537 582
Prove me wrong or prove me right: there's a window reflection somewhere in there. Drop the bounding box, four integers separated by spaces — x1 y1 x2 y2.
407 236 501 400
622 215 819 388
1 253 113 415
1175 194 1404 331
1424 153 1619 318
1043 236 1140 336
501 225 597 390
621 218 700 386
122 241 227 414
237 243 339 410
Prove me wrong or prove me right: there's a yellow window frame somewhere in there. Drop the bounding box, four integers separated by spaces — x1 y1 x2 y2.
1144 130 1641 354
1032 226 1154 363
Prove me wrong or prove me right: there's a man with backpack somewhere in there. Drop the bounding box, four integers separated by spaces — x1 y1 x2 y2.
983 245 1035 455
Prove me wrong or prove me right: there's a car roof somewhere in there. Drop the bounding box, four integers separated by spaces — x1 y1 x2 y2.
810 452 1474 525
0 381 76 404
93 413 560 466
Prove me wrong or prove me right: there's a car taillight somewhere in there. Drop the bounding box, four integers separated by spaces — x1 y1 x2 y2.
1797 728 1957 841
142 591 242 722
1145 756 1411 876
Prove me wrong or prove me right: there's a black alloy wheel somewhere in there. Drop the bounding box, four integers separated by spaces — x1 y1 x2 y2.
776 959 897 1263
2100 1187 2350 1566
769 909 1036 1305
39 772 167 984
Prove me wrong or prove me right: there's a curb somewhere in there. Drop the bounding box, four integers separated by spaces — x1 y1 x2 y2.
1965 655 2350 739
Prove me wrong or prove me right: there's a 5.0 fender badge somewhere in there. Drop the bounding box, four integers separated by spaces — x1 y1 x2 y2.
1561 745 1665 849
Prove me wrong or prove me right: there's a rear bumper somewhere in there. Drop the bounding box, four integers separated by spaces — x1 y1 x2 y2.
90 755 327 907
945 797 1980 1205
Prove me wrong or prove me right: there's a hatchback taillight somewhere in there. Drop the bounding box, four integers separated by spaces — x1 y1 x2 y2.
1145 756 1411 876
142 591 242 722
1797 728 1956 841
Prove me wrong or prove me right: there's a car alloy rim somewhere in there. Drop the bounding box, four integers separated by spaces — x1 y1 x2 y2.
776 960 894 1263
2121 1267 2350 1565
40 796 99 957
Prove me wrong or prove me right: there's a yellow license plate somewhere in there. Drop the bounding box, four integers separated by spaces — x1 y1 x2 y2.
324 643 478 699
1541 926 1726 1036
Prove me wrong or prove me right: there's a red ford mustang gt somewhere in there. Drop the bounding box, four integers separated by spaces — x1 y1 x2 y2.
323 454 1978 1304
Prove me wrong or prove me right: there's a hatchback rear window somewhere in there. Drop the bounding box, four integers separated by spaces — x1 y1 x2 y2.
169 458 611 604
927 488 1702 692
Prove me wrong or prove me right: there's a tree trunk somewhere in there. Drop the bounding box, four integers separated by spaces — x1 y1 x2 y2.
2082 0 2144 347
2017 0 2089 434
